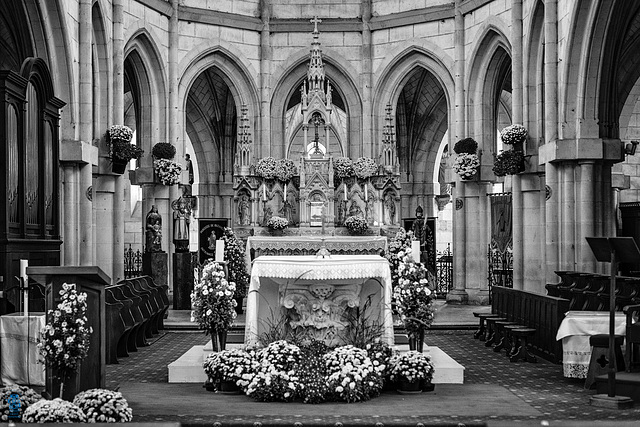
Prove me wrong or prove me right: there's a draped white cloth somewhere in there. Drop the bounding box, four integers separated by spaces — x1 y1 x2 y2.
556 311 626 378
245 255 394 346
0 313 46 386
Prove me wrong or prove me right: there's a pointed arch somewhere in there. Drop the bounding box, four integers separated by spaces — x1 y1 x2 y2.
92 1 111 143
523 0 545 145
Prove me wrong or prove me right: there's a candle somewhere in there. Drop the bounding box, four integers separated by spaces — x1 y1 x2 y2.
364 182 368 201
215 239 225 262
20 259 28 316
284 183 287 196
344 183 348 201
411 241 420 263
263 183 266 201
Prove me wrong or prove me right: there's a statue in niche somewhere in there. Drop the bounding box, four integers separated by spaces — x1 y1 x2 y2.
238 194 251 226
412 205 426 249
280 197 293 224
348 201 363 218
172 197 191 252
262 205 273 227
383 193 396 225
145 205 163 253
365 198 374 224
337 199 347 224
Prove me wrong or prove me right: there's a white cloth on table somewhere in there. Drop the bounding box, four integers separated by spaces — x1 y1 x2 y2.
0 313 46 386
245 255 394 346
555 311 626 379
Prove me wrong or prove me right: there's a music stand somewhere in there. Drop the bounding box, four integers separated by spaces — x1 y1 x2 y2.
586 237 640 408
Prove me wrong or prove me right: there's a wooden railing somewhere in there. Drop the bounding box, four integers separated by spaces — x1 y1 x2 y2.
492 286 570 364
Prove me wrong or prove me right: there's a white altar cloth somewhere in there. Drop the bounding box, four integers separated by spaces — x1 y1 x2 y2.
0 313 46 386
555 311 626 378
245 255 394 346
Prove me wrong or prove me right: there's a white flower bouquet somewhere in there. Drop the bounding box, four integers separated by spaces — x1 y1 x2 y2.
353 157 378 179
452 153 480 180
245 364 300 402
22 398 87 423
323 345 384 403
257 340 301 371
344 215 368 234
393 253 435 336
255 156 278 180
153 158 182 185
266 216 289 230
275 158 297 182
73 388 133 423
333 157 354 179
107 124 133 142
0 385 42 421
364 339 394 378
203 348 257 388
389 351 434 384
190 260 237 335
38 283 92 396
500 124 527 145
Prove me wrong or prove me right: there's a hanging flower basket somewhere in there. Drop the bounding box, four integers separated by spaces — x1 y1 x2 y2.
493 149 525 177
353 157 378 179
453 137 478 155
452 153 480 180
152 142 176 159
500 124 527 145
153 158 182 185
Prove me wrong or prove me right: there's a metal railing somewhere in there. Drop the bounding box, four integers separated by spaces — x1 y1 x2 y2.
435 243 453 298
487 242 513 302
124 244 143 279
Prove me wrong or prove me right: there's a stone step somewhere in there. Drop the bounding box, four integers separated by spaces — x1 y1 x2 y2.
595 372 640 402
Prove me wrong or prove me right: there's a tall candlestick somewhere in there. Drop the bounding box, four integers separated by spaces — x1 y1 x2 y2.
20 259 28 316
263 183 266 201
344 183 347 201
364 181 368 201
284 183 287 196
215 240 225 262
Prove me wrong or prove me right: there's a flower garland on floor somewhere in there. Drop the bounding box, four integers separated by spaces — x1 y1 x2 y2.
153 158 182 185
190 261 237 336
38 283 92 398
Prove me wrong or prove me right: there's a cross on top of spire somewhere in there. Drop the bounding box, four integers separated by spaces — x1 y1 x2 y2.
310 16 322 34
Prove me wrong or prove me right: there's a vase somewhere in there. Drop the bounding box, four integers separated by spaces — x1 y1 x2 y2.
234 296 244 314
397 378 422 394
408 328 425 353
111 160 128 174
421 381 435 392
218 379 241 394
209 327 227 352
270 228 284 236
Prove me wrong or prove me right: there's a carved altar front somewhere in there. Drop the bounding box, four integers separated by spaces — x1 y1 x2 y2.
245 255 394 346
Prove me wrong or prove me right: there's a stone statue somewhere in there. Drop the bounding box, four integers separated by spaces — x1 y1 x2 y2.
262 205 273 226
238 194 251 225
348 201 363 218
384 193 396 225
185 154 194 184
412 206 426 248
280 198 293 224
172 197 190 252
145 205 162 253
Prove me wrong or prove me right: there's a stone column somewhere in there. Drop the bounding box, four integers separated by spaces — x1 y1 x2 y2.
63 165 79 265
260 3 271 157
112 0 125 282
560 163 576 271
95 176 115 275
361 0 373 158
79 0 94 265
578 161 596 272
522 174 544 293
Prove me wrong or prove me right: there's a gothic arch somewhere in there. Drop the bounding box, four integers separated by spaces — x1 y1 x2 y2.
92 2 111 143
270 48 362 159
179 47 259 185
466 27 512 156
124 31 168 167
523 0 545 145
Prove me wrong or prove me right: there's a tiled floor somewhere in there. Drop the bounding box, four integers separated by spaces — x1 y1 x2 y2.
107 327 640 425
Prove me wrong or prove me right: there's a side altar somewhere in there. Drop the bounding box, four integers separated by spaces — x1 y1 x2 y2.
244 255 395 346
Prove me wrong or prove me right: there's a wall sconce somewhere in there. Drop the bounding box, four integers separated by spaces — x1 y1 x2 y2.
625 140 639 156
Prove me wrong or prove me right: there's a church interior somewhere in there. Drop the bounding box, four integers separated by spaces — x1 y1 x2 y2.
3 0 640 424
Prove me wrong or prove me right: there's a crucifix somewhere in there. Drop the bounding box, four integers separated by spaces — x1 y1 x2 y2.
310 16 322 33
312 113 323 155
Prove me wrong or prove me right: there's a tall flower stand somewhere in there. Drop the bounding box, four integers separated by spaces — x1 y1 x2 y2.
209 328 227 352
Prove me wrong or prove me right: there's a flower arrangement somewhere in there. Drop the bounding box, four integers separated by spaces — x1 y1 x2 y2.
453 137 478 155
389 351 434 384
452 153 480 180
275 158 297 182
333 157 354 180
72 388 133 423
393 253 435 337
153 158 182 185
353 157 378 179
324 345 383 403
297 340 330 404
222 227 250 304
203 348 257 388
190 260 237 336
365 339 393 379
344 215 368 234
257 340 301 371
151 142 176 159
500 124 527 145
493 149 525 177
22 398 87 423
38 283 92 397
107 124 133 143
245 364 300 402
386 229 414 291
0 385 43 421
266 216 289 230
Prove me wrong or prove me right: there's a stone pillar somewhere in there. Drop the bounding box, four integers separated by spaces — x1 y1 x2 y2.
173 253 193 310
579 161 596 272
511 176 524 290
95 176 115 277
544 0 559 284
522 174 544 293
560 163 576 271
63 165 79 265
112 0 125 282
260 3 271 157
453 0 465 141
448 181 468 303
79 0 94 265
361 0 373 158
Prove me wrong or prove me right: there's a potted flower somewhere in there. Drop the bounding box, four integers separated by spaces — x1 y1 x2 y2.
151 142 176 159
245 341 302 401
333 157 354 180
344 215 368 234
390 350 434 393
73 389 133 422
274 158 297 182
452 152 480 180
37 283 92 399
107 125 143 174
221 227 250 313
255 156 278 180
500 124 527 146
0 385 43 421
493 149 525 177
353 157 378 179
203 348 256 394
190 260 237 351
266 215 288 234
22 398 87 423
153 158 182 185
324 345 384 403
453 137 478 155
392 252 435 352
